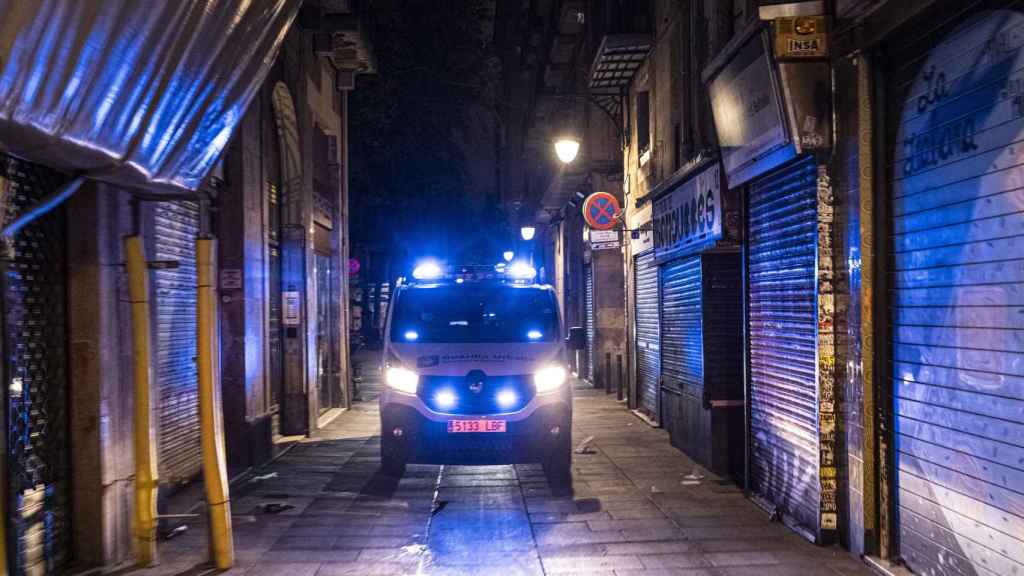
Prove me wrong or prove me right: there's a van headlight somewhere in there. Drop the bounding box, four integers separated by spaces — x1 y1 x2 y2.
385 367 419 394
533 365 567 393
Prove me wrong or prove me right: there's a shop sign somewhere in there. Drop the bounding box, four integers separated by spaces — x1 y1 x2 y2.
774 16 829 59
708 31 792 187
653 162 722 261
589 229 620 251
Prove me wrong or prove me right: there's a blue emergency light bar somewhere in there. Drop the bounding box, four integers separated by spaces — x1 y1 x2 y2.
406 261 538 285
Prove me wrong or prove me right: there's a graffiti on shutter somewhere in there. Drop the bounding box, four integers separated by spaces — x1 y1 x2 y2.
888 8 1024 574
1 155 71 573
634 252 660 418
154 201 201 483
747 155 820 538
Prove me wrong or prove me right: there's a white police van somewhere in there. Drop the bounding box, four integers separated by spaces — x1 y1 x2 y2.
379 261 584 483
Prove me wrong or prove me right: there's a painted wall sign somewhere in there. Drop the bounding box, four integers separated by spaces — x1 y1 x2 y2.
582 192 621 230
652 162 722 262
708 30 794 187
282 291 301 326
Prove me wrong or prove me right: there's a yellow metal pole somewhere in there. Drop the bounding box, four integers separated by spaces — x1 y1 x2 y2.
196 237 234 570
126 235 159 566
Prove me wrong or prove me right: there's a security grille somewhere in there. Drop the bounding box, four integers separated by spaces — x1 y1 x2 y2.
153 201 201 483
747 155 820 536
1 155 71 574
633 252 659 419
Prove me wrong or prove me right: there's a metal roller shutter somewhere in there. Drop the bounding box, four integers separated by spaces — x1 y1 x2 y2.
153 201 202 484
887 8 1024 574
2 155 71 574
634 252 660 418
747 155 819 535
584 264 595 383
660 256 702 398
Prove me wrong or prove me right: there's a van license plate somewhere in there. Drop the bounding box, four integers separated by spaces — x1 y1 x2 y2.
447 420 506 433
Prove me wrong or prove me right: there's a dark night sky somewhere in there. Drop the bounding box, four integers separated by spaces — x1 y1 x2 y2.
349 0 510 279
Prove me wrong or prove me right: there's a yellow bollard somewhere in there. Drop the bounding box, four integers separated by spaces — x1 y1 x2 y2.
196 238 234 570
126 235 159 565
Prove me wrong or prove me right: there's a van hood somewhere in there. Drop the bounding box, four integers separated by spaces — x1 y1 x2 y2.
390 342 563 376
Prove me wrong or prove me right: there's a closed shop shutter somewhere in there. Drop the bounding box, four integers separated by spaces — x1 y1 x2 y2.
887 8 1024 574
2 155 71 574
747 155 819 535
153 201 202 483
584 264 595 383
634 251 660 418
660 255 702 398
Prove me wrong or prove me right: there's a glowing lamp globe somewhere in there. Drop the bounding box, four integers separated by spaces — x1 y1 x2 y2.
554 138 580 164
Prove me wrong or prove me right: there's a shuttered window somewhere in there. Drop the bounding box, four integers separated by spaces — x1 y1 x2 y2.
660 255 703 398
747 156 820 535
634 252 660 418
887 8 1024 574
154 201 202 483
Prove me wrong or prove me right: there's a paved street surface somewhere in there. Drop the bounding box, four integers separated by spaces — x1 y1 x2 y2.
131 369 869 576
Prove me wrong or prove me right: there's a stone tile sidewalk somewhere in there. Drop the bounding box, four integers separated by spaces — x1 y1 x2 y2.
117 384 870 576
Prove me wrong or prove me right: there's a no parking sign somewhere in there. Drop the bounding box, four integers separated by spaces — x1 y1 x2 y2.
581 192 621 231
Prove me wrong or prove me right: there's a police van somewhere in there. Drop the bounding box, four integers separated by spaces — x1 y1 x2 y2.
379 261 584 483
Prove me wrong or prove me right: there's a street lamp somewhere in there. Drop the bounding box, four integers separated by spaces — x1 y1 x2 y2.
503 250 515 262
520 226 536 241
554 137 580 164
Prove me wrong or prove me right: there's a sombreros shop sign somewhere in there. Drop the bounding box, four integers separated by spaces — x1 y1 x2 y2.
652 161 723 262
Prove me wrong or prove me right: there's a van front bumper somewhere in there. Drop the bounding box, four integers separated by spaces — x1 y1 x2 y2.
380 391 571 465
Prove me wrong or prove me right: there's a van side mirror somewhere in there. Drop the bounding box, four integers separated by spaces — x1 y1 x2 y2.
567 327 586 351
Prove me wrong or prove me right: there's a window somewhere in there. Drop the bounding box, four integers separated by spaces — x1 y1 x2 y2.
637 91 650 161
391 284 559 343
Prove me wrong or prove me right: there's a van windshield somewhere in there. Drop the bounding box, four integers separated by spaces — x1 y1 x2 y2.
391 284 559 343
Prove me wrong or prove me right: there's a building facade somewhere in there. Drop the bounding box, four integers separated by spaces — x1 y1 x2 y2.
0 2 372 573
524 0 1024 573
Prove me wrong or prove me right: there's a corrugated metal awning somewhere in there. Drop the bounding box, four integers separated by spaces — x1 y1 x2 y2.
588 33 652 92
0 0 301 196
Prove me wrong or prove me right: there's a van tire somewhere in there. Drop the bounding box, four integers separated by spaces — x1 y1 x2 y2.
381 441 406 477
543 432 572 486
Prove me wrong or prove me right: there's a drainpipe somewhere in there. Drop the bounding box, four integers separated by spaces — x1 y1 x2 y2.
125 203 159 565
196 196 234 570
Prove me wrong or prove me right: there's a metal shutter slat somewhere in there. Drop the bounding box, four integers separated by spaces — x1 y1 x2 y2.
660 256 703 398
585 265 595 383
887 8 1024 574
154 201 202 483
634 252 659 418
747 156 820 534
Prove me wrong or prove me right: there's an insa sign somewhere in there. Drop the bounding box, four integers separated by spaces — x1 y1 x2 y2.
653 162 722 261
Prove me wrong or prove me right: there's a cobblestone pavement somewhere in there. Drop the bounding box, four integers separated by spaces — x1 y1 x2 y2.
128 375 870 576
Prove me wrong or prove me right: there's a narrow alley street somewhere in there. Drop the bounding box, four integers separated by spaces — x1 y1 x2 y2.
140 361 868 576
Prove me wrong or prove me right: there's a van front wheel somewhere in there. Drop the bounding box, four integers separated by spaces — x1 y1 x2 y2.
543 432 572 486
381 439 407 477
